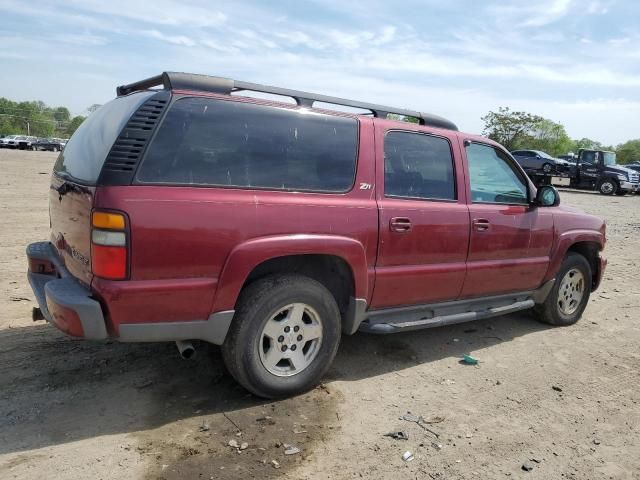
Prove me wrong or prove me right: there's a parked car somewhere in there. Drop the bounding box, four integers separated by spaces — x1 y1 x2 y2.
35 138 66 152
511 149 569 174
27 72 607 398
1 135 27 149
0 134 20 148
17 136 39 150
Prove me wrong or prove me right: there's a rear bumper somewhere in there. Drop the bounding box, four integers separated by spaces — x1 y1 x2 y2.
27 242 108 340
26 241 233 344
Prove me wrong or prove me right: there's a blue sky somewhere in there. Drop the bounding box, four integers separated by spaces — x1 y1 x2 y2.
1 0 638 145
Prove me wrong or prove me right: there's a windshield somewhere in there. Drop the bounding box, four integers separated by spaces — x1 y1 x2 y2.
603 152 616 165
537 151 553 159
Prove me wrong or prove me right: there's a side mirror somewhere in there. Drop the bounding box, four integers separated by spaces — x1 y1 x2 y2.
535 185 560 207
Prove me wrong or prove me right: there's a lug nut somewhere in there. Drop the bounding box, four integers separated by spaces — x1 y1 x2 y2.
278 335 284 343
284 326 290 333
281 345 288 352
290 345 297 351
293 325 300 332
297 335 303 341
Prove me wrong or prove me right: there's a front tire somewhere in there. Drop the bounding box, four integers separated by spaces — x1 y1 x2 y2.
533 253 592 326
598 179 617 195
221 274 341 398
542 163 553 174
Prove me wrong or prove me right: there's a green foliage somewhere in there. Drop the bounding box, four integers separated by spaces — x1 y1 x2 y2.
481 107 545 151
573 138 602 151
387 114 420 124
66 116 86 136
616 139 640 164
482 108 624 159
525 119 573 157
0 97 78 138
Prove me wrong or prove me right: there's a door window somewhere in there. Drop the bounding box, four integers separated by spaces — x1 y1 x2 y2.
466 143 528 205
384 131 456 201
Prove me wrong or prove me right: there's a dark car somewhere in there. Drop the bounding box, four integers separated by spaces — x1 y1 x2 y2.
26 71 607 398
511 149 569 174
16 136 39 150
35 138 66 152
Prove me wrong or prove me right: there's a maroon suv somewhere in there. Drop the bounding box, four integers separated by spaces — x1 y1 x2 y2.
27 72 606 398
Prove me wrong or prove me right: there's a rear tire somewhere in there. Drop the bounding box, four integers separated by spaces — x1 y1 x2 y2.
533 253 592 326
598 179 617 195
221 274 341 398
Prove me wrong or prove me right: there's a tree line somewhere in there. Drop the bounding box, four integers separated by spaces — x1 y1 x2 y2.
482 107 640 164
2 97 638 163
0 97 91 138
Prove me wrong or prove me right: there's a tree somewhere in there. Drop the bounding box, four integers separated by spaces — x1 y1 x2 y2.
87 104 102 114
573 138 602 151
387 114 419 124
53 107 71 122
616 139 640 164
527 119 573 156
481 107 544 151
66 116 86 136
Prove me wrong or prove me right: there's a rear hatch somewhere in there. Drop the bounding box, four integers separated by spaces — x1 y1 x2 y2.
49 91 156 285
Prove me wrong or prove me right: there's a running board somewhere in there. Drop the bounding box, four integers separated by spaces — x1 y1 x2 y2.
359 296 535 334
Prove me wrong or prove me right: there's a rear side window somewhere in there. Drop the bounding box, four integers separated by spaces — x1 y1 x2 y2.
384 131 456 201
54 91 155 184
136 98 358 192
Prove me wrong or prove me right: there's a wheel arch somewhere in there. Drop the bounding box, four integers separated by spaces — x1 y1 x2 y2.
211 235 370 333
545 231 604 290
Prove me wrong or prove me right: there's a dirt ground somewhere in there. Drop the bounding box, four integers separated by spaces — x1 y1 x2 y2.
0 149 638 480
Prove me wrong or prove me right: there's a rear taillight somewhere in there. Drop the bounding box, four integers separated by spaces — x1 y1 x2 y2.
91 211 128 280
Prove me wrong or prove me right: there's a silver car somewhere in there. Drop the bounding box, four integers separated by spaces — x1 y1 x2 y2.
510 149 569 174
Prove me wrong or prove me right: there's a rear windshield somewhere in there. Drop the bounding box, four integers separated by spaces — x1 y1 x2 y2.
136 97 358 192
54 91 155 184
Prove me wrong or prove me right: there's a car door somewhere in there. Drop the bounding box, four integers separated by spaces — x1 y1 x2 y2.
513 150 534 170
578 151 601 184
460 140 551 298
371 125 470 309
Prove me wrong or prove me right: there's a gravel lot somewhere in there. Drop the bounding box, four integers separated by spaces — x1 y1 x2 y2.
1 149 639 479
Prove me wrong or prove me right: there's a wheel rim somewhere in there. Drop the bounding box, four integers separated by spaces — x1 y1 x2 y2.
557 268 585 316
543 164 552 173
258 303 323 377
601 182 614 194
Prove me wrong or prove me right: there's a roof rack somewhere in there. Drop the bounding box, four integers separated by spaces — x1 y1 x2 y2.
116 71 458 131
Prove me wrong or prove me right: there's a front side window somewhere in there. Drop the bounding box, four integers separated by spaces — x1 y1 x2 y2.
466 143 528 205
384 131 456 201
136 97 358 192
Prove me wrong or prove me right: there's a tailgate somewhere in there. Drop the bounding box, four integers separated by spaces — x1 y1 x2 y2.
49 174 95 285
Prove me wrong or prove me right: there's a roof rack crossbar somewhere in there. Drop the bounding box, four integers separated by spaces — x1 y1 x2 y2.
116 72 458 131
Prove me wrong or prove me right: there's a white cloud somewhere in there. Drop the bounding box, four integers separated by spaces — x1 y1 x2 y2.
55 33 109 46
274 31 325 50
142 30 196 47
61 0 227 27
